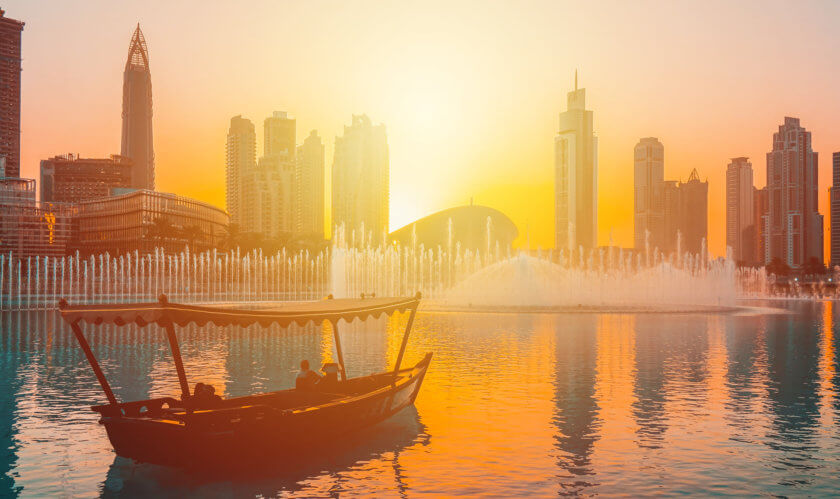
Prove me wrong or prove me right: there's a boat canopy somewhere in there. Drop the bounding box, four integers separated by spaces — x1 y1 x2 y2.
58 293 422 406
58 294 420 329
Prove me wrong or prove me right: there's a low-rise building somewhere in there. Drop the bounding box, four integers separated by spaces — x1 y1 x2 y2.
75 189 229 255
0 201 77 258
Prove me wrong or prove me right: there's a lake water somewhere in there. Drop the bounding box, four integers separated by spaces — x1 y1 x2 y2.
2 301 840 496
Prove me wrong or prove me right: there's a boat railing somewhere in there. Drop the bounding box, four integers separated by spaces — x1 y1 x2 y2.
92 397 182 418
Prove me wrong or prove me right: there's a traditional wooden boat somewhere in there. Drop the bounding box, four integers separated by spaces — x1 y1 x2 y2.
58 293 430 469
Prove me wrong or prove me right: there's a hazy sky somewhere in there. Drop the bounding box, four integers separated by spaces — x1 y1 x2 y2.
7 0 840 255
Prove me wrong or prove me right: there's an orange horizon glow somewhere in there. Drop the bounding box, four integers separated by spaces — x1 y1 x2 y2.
7 1 840 257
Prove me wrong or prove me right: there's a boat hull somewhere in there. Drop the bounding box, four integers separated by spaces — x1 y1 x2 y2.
98 354 431 469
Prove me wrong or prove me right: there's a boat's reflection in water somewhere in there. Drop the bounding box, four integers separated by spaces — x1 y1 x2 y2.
100 405 429 496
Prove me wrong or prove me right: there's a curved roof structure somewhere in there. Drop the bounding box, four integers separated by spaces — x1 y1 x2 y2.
389 205 518 251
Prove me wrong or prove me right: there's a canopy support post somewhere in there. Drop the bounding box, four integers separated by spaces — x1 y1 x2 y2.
331 320 347 381
164 321 191 401
392 304 418 381
70 320 118 406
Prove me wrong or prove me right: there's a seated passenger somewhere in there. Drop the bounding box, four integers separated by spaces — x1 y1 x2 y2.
190 382 222 408
318 363 341 391
296 359 321 390
204 384 223 406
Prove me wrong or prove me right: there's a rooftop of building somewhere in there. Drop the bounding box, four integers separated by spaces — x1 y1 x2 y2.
0 176 35 187
0 9 24 29
43 153 132 165
76 188 229 217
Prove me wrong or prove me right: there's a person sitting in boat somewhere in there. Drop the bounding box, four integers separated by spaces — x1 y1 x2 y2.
296 359 321 390
318 363 340 391
190 382 222 408
204 384 223 406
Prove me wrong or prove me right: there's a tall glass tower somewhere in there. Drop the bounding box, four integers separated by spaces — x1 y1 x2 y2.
0 10 24 178
555 72 598 250
120 25 154 190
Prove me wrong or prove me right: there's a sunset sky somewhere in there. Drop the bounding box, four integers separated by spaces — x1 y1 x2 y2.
6 0 840 256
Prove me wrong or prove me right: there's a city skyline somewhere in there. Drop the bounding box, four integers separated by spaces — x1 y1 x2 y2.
5 1 840 256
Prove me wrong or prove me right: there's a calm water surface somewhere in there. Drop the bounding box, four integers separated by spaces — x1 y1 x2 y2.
2 301 840 496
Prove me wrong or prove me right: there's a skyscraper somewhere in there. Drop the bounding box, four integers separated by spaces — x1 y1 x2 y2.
726 157 754 263
238 112 296 238
240 154 294 237
296 130 325 238
264 111 296 159
120 25 154 190
555 73 598 250
765 117 822 268
332 114 389 240
0 10 24 178
225 116 256 225
661 180 680 253
830 152 840 266
634 138 664 250
678 168 708 255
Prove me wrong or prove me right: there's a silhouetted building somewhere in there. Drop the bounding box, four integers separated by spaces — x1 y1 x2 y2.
662 180 680 253
678 169 708 255
831 152 840 267
388 204 518 251
241 154 294 238
555 72 597 250
264 111 296 159
753 187 768 265
726 157 754 263
225 115 256 226
332 114 389 240
40 154 132 203
121 25 154 190
239 112 296 238
0 10 23 178
765 117 822 268
634 138 664 250
656 169 709 255
295 130 325 238
75 190 228 255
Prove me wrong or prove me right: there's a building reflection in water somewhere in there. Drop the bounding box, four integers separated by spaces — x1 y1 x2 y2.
630 315 670 449
763 302 822 486
723 311 771 452
551 314 601 494
0 312 25 496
